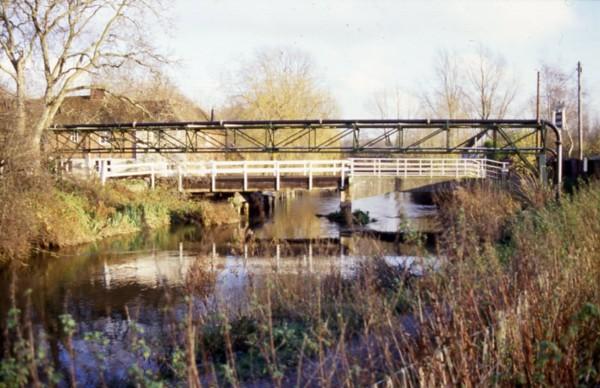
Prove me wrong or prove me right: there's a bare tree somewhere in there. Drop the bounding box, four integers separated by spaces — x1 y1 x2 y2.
0 1 35 137
534 63 586 157
0 0 167 158
367 85 418 119
366 85 419 147
464 46 517 119
421 49 466 119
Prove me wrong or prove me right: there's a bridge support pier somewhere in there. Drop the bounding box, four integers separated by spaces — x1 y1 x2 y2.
340 186 353 226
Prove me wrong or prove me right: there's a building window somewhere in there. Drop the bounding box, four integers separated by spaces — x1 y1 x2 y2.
100 132 110 146
69 131 79 143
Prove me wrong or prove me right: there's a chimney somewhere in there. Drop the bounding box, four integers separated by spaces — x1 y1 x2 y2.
90 87 106 100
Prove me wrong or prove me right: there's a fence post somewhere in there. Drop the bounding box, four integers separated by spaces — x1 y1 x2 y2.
178 165 183 192
419 159 423 176
308 161 313 190
211 161 216 192
100 160 107 185
84 153 92 178
243 161 248 191
455 160 459 178
341 160 345 189
150 163 155 190
275 161 280 191
404 159 407 178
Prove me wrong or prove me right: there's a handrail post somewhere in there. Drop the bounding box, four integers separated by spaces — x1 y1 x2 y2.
419 159 422 176
481 160 485 178
100 160 107 185
308 161 313 190
243 161 248 191
275 160 280 191
178 165 183 192
404 159 407 178
150 163 155 190
341 160 345 189
455 159 459 178
211 161 216 192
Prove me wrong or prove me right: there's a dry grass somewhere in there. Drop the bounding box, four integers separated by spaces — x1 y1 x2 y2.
0 138 52 263
435 181 521 261
1 171 242 253
2 179 600 386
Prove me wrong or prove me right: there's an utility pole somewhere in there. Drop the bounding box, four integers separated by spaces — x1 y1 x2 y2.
577 61 583 160
536 70 541 149
536 70 540 122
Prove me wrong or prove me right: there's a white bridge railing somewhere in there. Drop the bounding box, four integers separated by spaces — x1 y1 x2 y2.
85 158 508 191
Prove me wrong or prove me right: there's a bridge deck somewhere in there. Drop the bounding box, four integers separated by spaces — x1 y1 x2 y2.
61 157 509 192
180 176 344 193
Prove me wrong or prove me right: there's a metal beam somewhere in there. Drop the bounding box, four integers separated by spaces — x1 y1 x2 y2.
48 119 549 157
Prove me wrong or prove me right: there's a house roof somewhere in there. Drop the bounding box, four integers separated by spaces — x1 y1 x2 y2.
54 89 209 124
0 87 209 130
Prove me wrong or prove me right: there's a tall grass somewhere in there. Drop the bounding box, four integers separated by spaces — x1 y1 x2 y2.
3 175 242 253
1 180 599 386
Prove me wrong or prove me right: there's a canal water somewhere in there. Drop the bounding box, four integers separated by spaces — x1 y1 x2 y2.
0 191 438 384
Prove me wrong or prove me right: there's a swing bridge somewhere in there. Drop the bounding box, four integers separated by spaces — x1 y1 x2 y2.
49 119 563 194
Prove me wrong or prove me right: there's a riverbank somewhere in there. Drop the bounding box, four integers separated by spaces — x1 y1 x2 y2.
1 181 599 386
1 175 242 257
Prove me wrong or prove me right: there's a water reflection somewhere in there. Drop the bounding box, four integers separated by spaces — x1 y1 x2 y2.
353 192 438 233
255 191 340 239
0 191 439 384
1 191 438 329
255 190 438 239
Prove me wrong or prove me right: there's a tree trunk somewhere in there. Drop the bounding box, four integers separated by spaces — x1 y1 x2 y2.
14 61 26 137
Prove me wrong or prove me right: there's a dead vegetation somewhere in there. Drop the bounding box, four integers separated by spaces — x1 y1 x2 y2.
2 177 599 386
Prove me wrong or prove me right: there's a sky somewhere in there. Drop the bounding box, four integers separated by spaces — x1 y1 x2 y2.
160 0 600 119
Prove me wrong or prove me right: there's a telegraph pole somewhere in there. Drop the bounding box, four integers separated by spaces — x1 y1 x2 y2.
536 70 540 122
577 61 583 159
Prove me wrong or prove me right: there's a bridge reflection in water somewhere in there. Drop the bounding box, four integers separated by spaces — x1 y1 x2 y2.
0 191 438 384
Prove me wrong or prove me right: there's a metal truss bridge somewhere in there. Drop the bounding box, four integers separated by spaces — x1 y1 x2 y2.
49 118 563 190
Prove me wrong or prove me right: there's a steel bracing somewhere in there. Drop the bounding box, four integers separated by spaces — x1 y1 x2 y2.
48 119 563 197
47 119 558 155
